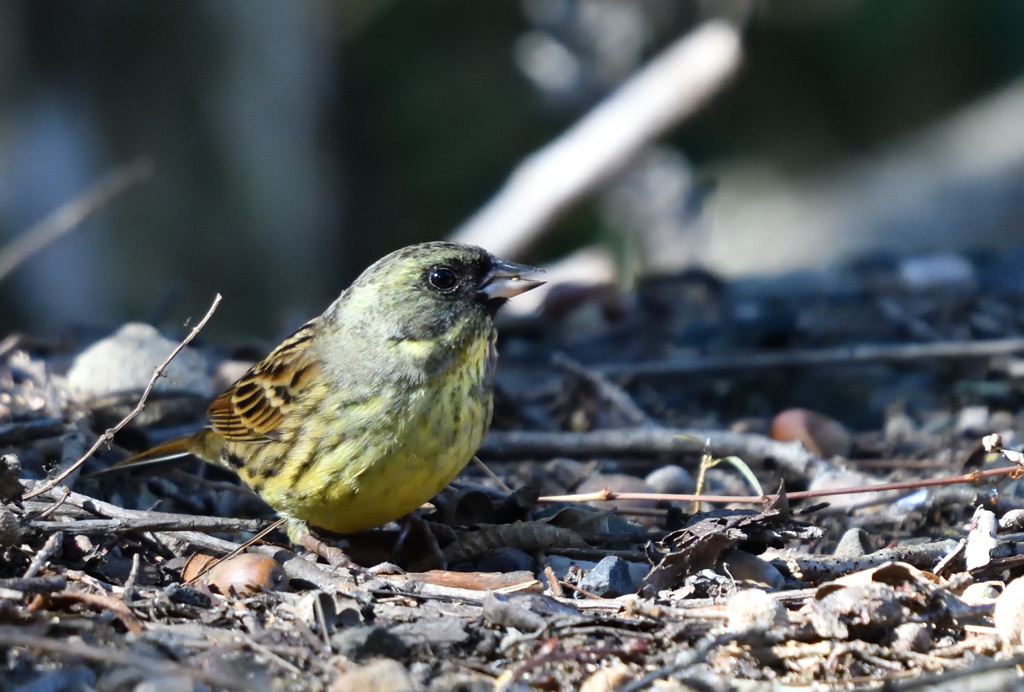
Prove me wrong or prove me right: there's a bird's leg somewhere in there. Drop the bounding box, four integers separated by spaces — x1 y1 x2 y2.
287 519 356 568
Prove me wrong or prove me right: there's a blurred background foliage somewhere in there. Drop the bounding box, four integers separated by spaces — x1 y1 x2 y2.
1 0 1023 337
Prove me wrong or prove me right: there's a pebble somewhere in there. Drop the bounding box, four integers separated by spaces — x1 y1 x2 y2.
898 253 976 292
810 583 902 640
807 470 898 511
891 622 931 653
1000 509 1024 532
961 582 1001 603
771 408 852 458
717 549 785 590
331 626 409 661
478 547 536 573
725 588 786 632
994 577 1024 646
206 553 288 597
579 663 634 692
66 323 212 399
956 406 993 437
644 464 696 494
578 556 640 597
0 506 23 547
833 528 872 558
328 659 418 692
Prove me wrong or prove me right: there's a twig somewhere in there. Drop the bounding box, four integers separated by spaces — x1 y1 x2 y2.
0 576 67 594
479 427 829 479
23 532 62 579
536 464 1021 505
124 552 142 591
471 455 513 495
184 518 287 586
451 21 741 257
44 589 144 635
593 337 1024 378
774 539 962 584
24 515 273 537
23 293 222 500
0 159 154 283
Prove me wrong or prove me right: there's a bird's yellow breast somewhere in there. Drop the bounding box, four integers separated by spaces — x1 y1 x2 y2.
250 328 495 534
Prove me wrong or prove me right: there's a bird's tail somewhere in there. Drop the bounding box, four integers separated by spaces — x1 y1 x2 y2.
90 433 200 477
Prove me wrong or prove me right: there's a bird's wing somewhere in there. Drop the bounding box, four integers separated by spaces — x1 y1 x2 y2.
207 320 322 442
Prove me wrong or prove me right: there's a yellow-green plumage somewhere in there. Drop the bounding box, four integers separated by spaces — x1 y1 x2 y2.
120 242 542 544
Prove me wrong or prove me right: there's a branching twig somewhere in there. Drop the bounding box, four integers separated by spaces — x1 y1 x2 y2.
0 159 154 283
23 293 222 500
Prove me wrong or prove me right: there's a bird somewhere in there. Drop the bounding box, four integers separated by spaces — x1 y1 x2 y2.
114 241 543 557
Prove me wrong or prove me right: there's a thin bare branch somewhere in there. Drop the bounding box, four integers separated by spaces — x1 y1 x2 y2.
0 158 154 283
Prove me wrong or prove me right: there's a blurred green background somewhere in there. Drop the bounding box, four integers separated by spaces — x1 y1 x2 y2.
2 1 1024 337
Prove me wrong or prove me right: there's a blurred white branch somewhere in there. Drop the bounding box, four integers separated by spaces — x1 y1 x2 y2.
451 21 742 258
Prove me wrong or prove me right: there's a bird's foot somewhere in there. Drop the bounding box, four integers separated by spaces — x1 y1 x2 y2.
297 532 356 568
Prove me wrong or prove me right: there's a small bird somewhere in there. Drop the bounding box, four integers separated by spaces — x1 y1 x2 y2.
117 242 543 553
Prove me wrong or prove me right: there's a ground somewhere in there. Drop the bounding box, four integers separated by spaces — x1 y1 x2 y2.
2 253 1024 691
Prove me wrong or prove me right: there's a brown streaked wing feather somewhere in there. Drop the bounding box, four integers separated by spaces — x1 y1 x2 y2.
207 321 322 442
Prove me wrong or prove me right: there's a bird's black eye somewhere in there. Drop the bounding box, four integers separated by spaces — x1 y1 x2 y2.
428 267 458 292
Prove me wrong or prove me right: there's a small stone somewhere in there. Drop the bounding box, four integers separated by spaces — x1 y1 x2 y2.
961 582 1001 603
546 555 597 581
1000 509 1024 532
898 253 976 292
891 622 931 653
578 556 638 598
477 547 535 573
810 583 901 641
644 465 696 494
834 528 872 558
808 470 897 511
725 588 786 633
331 626 408 661
0 454 24 504
328 659 419 692
135 677 198 692
771 408 852 458
579 663 634 692
956 406 992 436
994 577 1024 647
206 553 288 597
66 323 213 400
0 506 23 547
717 549 784 590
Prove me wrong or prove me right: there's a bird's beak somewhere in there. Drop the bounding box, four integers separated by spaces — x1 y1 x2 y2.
478 258 545 300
